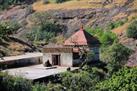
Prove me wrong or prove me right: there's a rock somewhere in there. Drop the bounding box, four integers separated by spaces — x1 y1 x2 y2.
0 6 33 21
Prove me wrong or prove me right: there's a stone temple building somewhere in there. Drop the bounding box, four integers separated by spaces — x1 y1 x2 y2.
43 27 100 67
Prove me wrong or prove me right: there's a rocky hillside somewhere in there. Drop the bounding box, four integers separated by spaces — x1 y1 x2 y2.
0 0 137 56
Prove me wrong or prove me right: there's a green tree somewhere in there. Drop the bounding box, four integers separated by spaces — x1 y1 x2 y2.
126 20 137 39
100 43 132 74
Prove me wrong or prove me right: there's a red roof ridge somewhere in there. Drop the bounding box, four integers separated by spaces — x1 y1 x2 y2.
64 27 100 46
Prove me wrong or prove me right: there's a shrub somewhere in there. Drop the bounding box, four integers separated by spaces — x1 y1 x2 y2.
107 20 127 30
100 31 117 45
46 82 64 91
27 12 64 44
61 71 99 91
0 72 32 91
0 0 27 10
96 67 137 91
86 28 117 45
100 43 133 74
32 83 47 91
0 20 20 38
26 21 62 44
126 20 137 39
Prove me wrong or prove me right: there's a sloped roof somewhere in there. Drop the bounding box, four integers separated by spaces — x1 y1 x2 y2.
64 27 100 46
43 47 73 53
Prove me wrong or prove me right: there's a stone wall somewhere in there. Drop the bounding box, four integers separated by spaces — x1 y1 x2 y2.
43 53 73 67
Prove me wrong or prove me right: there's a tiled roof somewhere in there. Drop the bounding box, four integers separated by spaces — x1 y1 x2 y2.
64 27 100 46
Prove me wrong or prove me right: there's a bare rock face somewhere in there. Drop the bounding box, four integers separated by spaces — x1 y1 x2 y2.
45 8 109 36
44 6 130 36
0 0 134 38
0 6 33 22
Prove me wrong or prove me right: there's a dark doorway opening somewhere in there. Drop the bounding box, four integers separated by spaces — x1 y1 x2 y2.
52 55 61 66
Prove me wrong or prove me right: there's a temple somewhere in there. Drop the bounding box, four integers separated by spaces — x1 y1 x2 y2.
43 27 100 67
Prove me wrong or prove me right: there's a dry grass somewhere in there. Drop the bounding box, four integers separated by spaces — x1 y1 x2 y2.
112 23 129 35
33 0 137 12
113 12 128 21
33 0 103 11
8 42 27 56
130 0 137 9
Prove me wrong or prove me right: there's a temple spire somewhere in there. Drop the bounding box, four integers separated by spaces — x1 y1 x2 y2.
80 25 84 31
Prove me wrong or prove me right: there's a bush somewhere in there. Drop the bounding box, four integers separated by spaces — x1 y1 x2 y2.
86 28 117 45
26 21 62 44
32 83 47 91
100 43 133 74
46 82 64 91
0 72 32 91
96 67 137 91
107 20 127 30
0 0 27 10
0 20 20 38
126 20 137 39
60 71 101 91
27 12 64 44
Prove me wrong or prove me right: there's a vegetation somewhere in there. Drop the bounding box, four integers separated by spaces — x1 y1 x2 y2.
0 1 136 90
126 20 137 39
1 66 137 91
26 21 63 45
26 12 63 45
0 20 20 38
96 67 137 91
0 20 20 56
61 71 93 91
1 23 135 91
86 27 117 45
0 72 32 91
107 20 127 30
0 0 27 10
100 43 133 75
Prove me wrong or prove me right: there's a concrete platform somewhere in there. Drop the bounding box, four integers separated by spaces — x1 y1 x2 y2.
0 53 43 63
2 64 78 80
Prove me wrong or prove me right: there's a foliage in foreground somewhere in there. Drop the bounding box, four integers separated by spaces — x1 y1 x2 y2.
96 67 137 91
1 66 137 91
0 72 32 91
61 71 93 91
